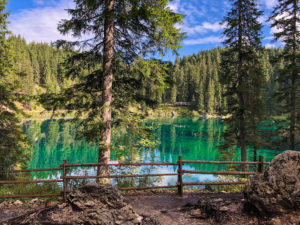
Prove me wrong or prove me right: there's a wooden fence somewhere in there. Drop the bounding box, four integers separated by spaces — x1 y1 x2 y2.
0 156 269 200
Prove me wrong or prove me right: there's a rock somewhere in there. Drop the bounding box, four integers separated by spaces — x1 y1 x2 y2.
58 203 67 209
66 183 142 224
269 218 282 225
244 150 300 215
219 206 230 211
190 209 203 217
51 213 61 221
142 217 161 225
0 201 9 208
68 183 126 210
29 198 39 204
187 198 244 223
13 200 23 206
28 198 45 210
212 198 223 202
45 200 57 208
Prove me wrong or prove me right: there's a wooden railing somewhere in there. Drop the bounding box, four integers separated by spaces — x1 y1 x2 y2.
0 156 269 200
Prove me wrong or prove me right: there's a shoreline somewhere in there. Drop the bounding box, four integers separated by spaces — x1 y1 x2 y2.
22 106 225 121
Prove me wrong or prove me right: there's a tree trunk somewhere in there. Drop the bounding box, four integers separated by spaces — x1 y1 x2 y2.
238 0 247 164
253 146 257 171
290 0 298 150
290 70 296 150
97 0 114 182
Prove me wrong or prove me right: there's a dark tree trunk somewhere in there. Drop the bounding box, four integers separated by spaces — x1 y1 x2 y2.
290 0 298 150
252 118 258 171
98 0 114 180
238 0 247 163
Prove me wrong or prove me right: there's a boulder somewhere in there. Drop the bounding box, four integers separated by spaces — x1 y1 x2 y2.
244 150 300 214
66 183 143 224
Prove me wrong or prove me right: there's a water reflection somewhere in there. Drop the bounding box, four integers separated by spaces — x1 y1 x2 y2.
23 118 282 187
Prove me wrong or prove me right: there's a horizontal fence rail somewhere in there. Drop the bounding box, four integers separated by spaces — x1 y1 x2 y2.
182 160 270 165
61 173 178 179
0 168 62 173
181 170 257 175
0 194 62 199
0 156 269 200
119 185 178 191
0 179 63 184
60 162 178 167
182 181 248 186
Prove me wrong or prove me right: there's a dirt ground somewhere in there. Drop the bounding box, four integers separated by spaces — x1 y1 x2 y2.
125 191 300 225
125 192 253 225
1 191 300 225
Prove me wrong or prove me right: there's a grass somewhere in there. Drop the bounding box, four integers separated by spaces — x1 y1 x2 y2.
0 174 62 203
203 175 248 193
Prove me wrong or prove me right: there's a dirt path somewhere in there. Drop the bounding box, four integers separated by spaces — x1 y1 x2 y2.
125 192 245 225
1 191 299 224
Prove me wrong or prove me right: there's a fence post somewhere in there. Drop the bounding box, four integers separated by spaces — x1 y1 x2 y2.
62 160 67 202
177 156 183 196
258 156 264 173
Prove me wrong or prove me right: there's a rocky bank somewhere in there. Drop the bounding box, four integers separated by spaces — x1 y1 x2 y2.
244 150 300 215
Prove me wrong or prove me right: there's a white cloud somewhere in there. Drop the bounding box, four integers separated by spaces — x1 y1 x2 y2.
261 0 278 9
264 36 273 40
265 43 276 48
167 0 225 41
202 22 223 32
8 0 76 43
183 21 223 35
269 11 300 41
33 0 45 5
184 36 222 45
33 0 58 6
258 15 269 24
168 0 180 12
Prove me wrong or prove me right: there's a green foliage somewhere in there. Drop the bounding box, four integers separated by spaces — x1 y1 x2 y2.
40 0 184 147
0 0 29 171
0 174 61 202
268 0 300 149
163 49 225 113
4 37 288 121
4 35 74 111
205 175 247 193
219 0 265 161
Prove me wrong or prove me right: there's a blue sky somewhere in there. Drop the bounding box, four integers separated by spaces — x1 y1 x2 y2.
6 0 279 61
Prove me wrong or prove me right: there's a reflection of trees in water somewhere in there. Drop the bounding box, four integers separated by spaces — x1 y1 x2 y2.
156 118 226 171
23 118 285 182
24 118 227 178
23 119 161 185
23 120 98 179
65 166 168 190
215 119 287 171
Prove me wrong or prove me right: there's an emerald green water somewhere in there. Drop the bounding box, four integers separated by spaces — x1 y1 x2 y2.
23 117 284 186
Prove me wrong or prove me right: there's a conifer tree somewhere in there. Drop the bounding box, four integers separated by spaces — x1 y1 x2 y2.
0 0 29 171
42 0 183 176
269 0 299 150
220 0 264 162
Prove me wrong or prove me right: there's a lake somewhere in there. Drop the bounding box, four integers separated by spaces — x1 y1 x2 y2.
23 117 284 188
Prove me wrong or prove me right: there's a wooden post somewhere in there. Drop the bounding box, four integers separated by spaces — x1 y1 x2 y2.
62 160 67 202
177 156 183 196
258 156 264 173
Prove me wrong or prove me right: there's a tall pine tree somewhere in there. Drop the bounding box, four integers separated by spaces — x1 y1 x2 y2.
0 0 29 171
42 0 183 177
269 0 299 150
220 0 264 162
